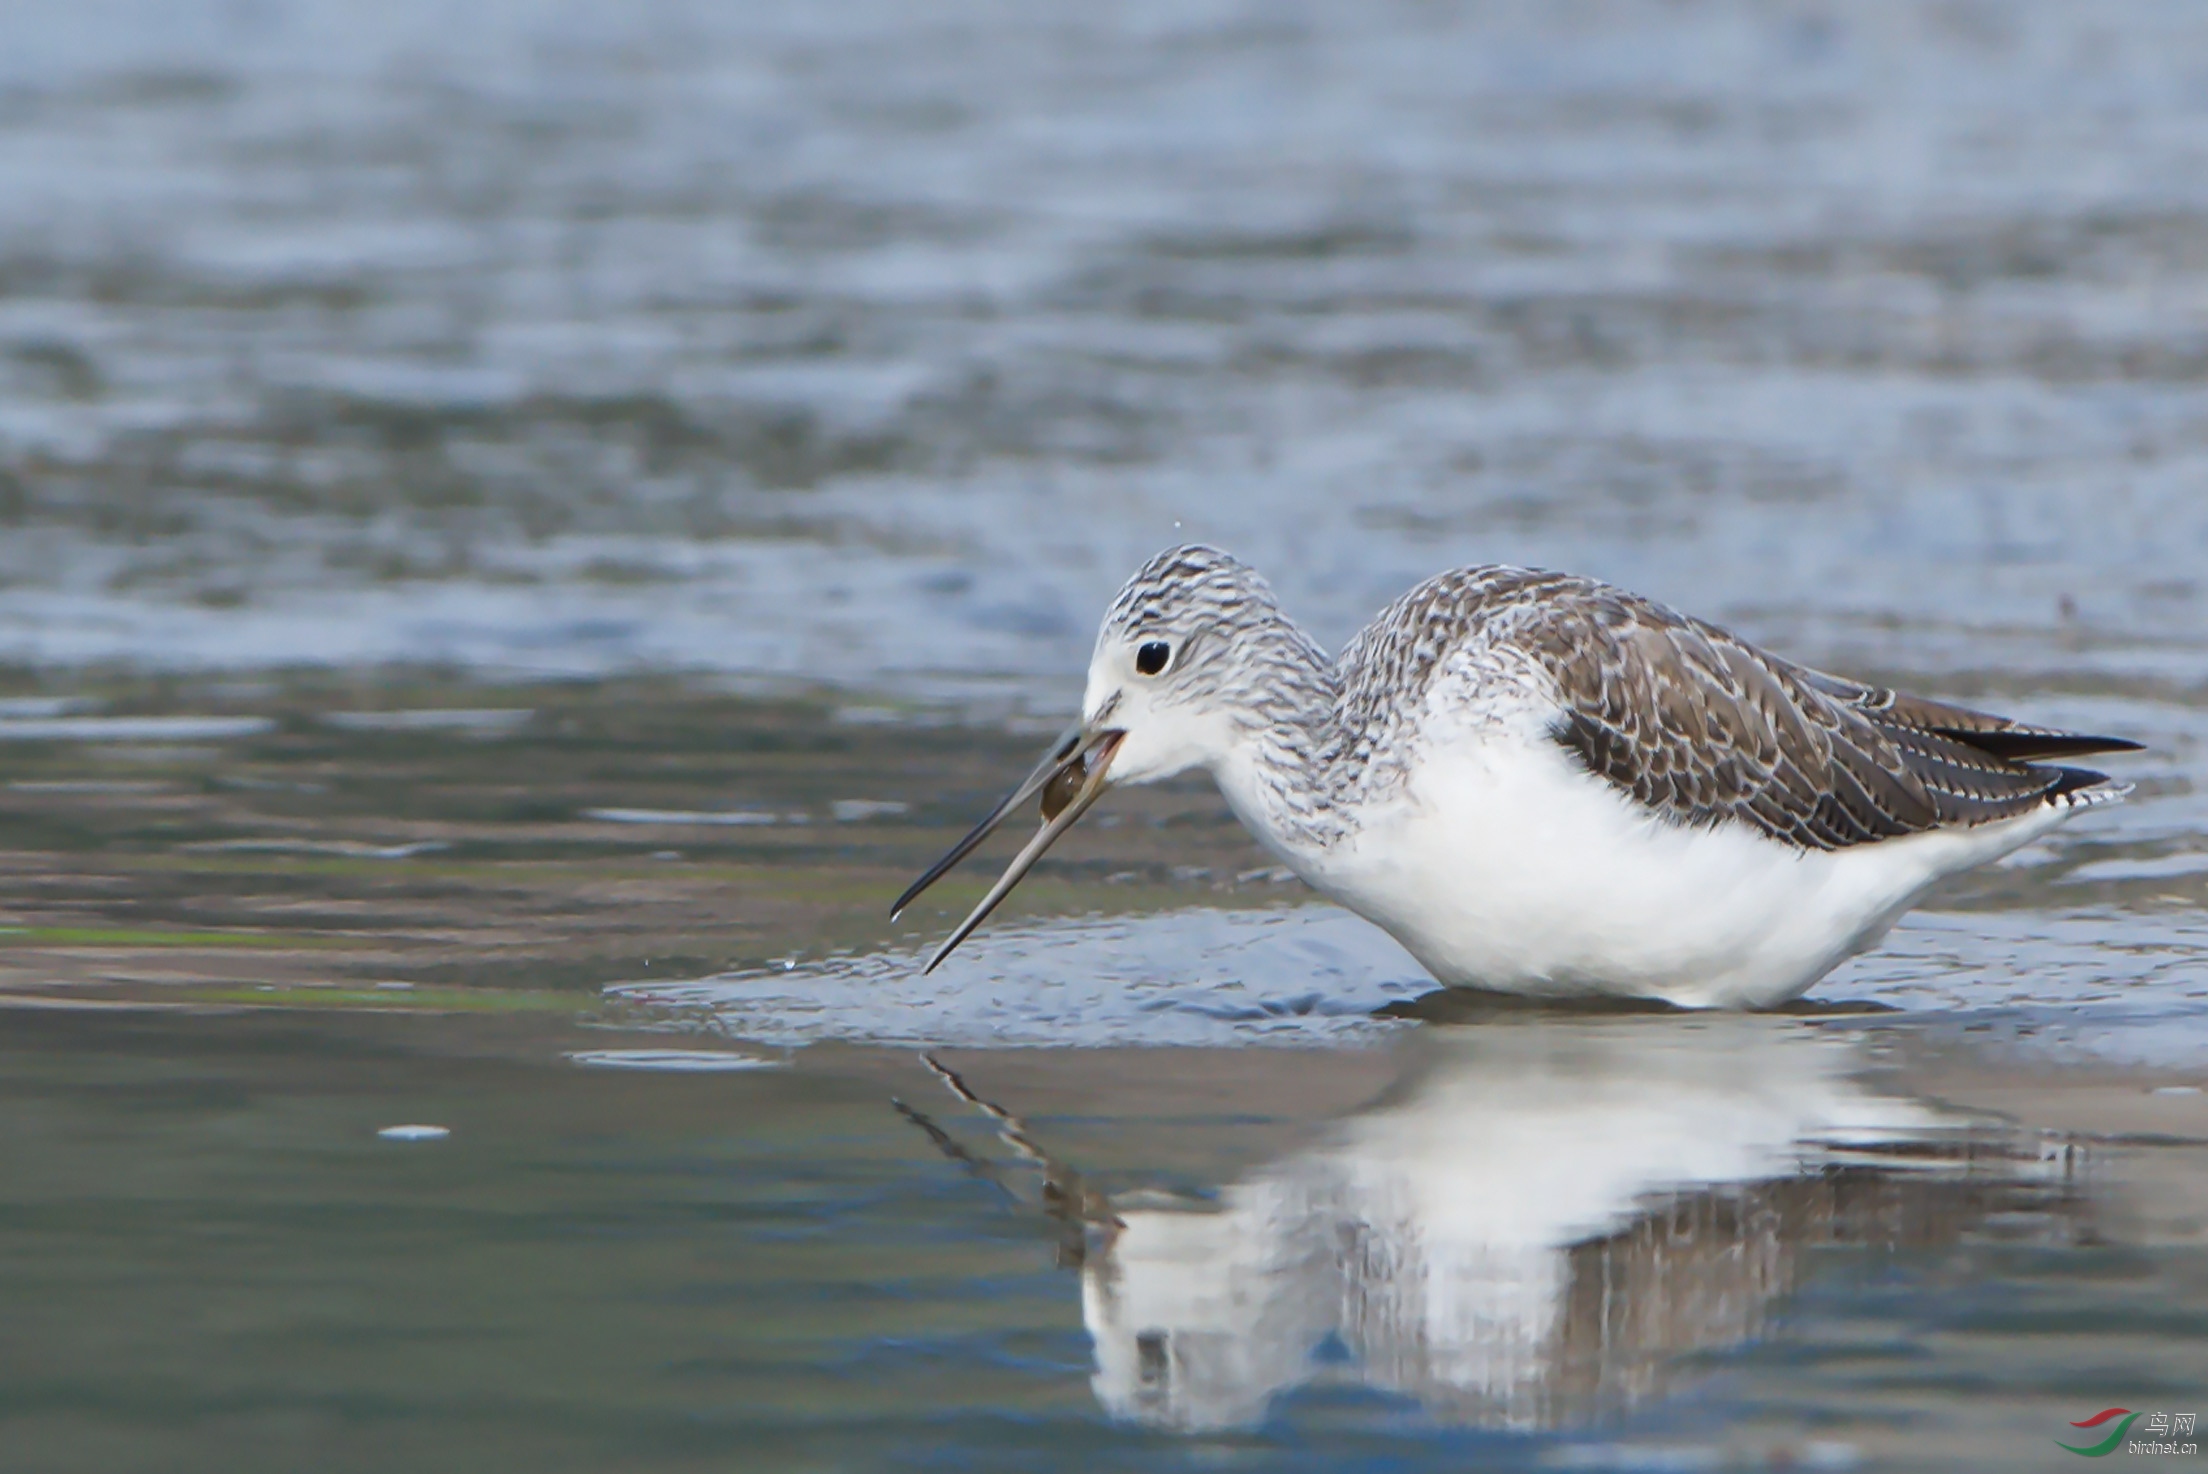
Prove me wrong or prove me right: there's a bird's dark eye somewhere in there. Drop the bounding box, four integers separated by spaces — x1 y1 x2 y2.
1135 641 1171 676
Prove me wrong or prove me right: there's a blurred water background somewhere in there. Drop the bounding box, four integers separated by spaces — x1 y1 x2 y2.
3 2 2208 1470
4 0 2208 698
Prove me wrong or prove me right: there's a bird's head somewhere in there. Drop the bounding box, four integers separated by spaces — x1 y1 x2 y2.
893 545 1309 970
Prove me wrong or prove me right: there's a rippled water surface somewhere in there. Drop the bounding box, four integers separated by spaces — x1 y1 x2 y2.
5 0 2208 696
4 1 2208 1469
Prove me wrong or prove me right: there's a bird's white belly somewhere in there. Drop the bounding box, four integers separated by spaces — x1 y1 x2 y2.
1282 738 2062 1008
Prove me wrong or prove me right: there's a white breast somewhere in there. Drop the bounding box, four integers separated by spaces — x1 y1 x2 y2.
1242 729 2066 1009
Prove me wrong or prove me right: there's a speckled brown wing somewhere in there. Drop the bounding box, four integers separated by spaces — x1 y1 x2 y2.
1520 581 2139 851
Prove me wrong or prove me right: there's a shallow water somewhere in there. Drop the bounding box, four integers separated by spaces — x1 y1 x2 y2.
2 0 2208 1469
0 679 2197 1471
7 1002 2208 1474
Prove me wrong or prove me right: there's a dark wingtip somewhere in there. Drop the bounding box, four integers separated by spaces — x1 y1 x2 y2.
1943 728 2145 761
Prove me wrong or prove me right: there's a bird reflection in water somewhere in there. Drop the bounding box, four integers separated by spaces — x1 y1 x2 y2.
895 1017 2090 1432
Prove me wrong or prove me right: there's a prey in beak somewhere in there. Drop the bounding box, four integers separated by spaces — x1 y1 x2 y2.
892 724 1125 972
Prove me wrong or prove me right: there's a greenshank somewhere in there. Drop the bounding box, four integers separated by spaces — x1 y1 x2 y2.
895 546 2140 1008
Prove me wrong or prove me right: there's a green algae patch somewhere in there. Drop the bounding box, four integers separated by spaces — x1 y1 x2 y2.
171 983 584 1013
0 927 357 949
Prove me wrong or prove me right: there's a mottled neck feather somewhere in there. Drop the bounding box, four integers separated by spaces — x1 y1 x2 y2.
1213 610 1356 851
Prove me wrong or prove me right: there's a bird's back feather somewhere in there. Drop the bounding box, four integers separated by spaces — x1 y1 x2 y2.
1343 566 2137 852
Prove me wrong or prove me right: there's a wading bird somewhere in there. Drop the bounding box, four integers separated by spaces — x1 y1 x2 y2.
895 546 2138 1009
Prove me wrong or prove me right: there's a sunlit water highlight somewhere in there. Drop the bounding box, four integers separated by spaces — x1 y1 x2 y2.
616 907 1428 1049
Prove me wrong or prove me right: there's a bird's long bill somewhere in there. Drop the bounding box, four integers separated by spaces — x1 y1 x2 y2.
890 722 1084 921
892 727 1124 974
